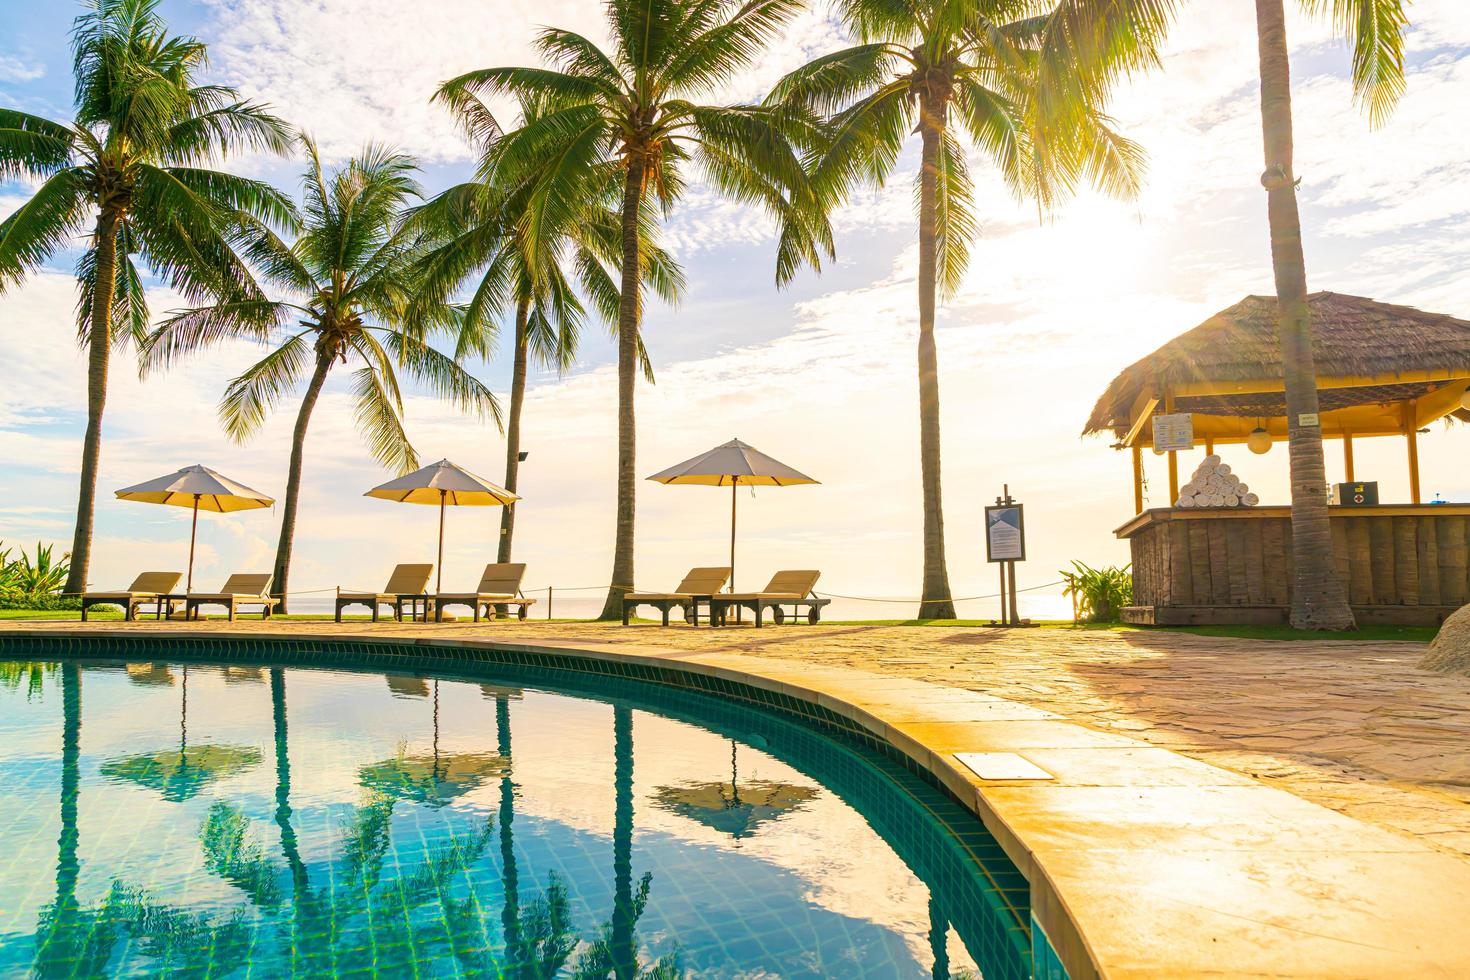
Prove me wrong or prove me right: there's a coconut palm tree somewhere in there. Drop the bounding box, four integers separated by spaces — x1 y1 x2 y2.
438 0 830 619
414 93 685 565
141 139 499 610
770 0 1153 619
1062 0 1407 628
1247 0 1405 629
0 0 293 596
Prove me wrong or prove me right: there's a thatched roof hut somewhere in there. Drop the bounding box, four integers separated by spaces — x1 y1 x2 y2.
1085 292 1470 446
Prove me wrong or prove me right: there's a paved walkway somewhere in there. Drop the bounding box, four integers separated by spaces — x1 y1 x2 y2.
7 619 1469 859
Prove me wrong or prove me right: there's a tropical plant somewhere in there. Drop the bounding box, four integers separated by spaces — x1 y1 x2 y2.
770 0 1155 619
141 138 499 610
0 541 71 598
415 93 685 564
1059 560 1131 623
438 0 829 618
0 0 294 595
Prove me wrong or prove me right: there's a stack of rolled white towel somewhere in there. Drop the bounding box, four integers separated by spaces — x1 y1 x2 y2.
1176 455 1260 509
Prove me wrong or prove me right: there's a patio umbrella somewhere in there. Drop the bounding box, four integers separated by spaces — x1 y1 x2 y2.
115 464 274 591
364 459 518 594
647 438 817 592
652 738 817 840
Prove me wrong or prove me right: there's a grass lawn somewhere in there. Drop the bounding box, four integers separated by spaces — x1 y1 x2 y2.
0 609 1438 641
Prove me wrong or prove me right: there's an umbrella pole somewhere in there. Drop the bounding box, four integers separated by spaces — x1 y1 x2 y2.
730 477 737 594
186 495 200 592
437 491 446 597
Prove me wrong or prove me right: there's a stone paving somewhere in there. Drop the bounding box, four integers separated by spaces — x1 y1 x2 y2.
8 618 1470 861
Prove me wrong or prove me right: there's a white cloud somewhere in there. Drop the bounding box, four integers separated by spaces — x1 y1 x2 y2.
0 54 44 83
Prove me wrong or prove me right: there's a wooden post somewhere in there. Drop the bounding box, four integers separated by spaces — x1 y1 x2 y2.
1406 410 1421 505
1131 445 1144 514
1204 437 1215 455
1343 432 1355 483
1163 390 1179 503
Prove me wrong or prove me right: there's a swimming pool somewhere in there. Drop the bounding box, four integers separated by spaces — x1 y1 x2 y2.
0 647 1033 978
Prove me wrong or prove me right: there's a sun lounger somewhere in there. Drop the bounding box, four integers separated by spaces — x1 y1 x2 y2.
185 573 278 621
335 564 434 622
621 567 731 626
433 563 537 622
711 570 830 627
80 572 183 621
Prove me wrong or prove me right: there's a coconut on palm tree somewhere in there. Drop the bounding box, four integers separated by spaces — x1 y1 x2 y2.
770 0 1153 619
415 92 685 565
142 138 500 611
438 0 830 619
0 0 293 596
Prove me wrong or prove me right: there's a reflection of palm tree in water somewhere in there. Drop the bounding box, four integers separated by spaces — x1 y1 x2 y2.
570 705 681 980
34 665 251 978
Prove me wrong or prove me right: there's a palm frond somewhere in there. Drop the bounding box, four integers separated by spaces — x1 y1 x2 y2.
378 330 503 430
345 361 418 475
0 109 77 180
0 168 92 293
219 330 316 442
1301 0 1408 125
140 300 293 375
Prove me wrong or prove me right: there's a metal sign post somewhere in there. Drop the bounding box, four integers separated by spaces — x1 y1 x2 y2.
985 486 1030 627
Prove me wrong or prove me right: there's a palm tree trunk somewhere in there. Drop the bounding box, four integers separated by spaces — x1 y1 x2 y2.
497 297 531 565
1254 0 1355 630
63 209 121 596
916 114 957 621
599 159 646 620
271 351 333 614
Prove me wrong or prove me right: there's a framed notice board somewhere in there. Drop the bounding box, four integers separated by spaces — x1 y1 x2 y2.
985 505 1025 562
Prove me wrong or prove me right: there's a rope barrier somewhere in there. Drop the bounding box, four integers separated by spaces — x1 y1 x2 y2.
812 580 1067 604
267 579 1068 603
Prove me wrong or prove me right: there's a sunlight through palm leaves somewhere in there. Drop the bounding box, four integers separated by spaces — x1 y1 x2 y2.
769 0 1159 619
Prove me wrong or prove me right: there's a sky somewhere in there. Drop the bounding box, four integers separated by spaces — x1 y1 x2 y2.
1 1 1468 619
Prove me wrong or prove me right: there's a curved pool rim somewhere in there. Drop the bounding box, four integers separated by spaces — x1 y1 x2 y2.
0 630 1090 978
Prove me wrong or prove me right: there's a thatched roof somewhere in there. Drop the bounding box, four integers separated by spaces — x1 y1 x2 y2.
1085 292 1470 436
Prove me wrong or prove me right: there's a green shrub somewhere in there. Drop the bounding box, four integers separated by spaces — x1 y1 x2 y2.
0 594 83 611
1060 561 1133 623
0 541 72 607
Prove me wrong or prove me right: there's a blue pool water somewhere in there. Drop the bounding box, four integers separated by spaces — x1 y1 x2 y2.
0 652 1031 978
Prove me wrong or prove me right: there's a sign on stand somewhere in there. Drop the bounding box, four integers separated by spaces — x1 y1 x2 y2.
1152 413 1194 452
985 505 1025 562
985 487 1031 627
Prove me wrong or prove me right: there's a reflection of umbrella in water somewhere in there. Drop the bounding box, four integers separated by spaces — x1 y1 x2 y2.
653 738 817 840
102 666 261 802
359 679 509 808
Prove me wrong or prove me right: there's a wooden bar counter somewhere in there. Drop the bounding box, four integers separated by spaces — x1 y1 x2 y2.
1117 504 1470 626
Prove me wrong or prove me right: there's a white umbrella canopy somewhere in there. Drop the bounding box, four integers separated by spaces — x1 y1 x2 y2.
115 465 274 591
364 459 518 593
647 439 818 592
